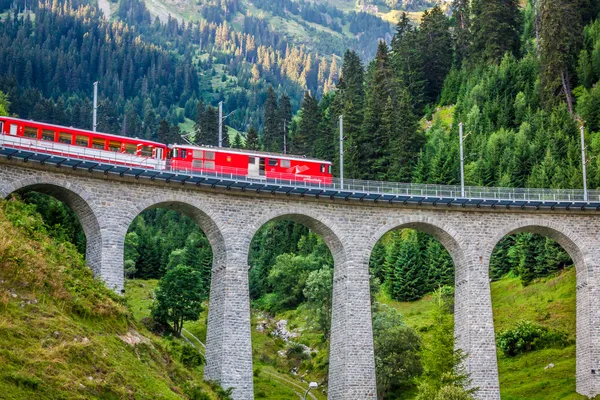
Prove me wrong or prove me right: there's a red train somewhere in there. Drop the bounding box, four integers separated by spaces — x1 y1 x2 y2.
0 117 333 184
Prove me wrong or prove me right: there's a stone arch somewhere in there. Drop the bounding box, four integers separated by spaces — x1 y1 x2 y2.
484 219 587 275
245 207 347 268
3 176 104 276
484 218 591 397
124 194 227 270
364 215 467 270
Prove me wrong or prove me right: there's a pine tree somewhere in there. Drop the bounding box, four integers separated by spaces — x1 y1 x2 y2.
339 50 365 180
195 105 219 146
391 13 426 113
262 86 280 152
453 0 471 67
232 132 243 148
278 93 293 152
471 0 521 64
292 92 320 156
157 119 171 144
245 126 261 150
361 41 398 180
420 6 453 104
540 0 582 113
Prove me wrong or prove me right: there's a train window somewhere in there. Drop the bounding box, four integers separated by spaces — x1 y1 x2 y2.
108 141 121 152
249 156 256 164
9 124 17 136
328 165 332 174
280 159 291 168
320 164 326 173
0 121 3 134
76 135 89 147
59 132 72 144
93 138 106 149
192 160 202 168
124 144 136 154
180 149 187 159
205 151 215 160
141 146 152 157
204 161 215 170
193 150 203 159
268 159 278 166
41 129 55 141
24 126 38 139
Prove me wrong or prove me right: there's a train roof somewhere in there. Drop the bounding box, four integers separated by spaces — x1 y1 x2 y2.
0 116 167 147
173 143 333 164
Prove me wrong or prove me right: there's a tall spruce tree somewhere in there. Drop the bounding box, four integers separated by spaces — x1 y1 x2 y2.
262 86 280 152
471 0 521 64
452 0 471 67
194 105 219 146
278 93 293 152
361 41 398 180
540 0 582 113
245 126 261 150
292 92 320 156
339 50 365 180
391 13 426 113
420 6 454 104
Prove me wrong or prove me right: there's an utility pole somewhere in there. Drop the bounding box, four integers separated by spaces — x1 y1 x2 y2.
459 122 465 198
283 119 287 155
339 115 344 190
218 101 223 147
93 81 98 132
581 125 588 201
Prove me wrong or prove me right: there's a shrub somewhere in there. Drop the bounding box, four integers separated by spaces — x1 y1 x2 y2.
497 321 569 356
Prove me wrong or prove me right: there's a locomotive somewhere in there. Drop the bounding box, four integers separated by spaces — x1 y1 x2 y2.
0 117 333 184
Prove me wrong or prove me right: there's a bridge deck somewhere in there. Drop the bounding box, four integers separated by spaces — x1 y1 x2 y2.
2 145 599 211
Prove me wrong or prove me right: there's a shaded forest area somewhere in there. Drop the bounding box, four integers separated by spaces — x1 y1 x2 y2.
0 0 396 140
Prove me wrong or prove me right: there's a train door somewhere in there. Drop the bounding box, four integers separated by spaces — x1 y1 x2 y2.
154 147 163 160
248 156 266 178
248 156 260 177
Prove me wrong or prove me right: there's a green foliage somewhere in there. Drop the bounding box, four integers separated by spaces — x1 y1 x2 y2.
0 89 9 115
303 266 333 338
470 0 521 64
372 305 423 399
497 320 570 356
152 265 205 335
415 287 476 400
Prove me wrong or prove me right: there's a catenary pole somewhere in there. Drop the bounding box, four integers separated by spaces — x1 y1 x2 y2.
339 115 344 190
218 101 223 147
283 119 287 154
93 81 98 132
459 122 465 198
581 125 588 201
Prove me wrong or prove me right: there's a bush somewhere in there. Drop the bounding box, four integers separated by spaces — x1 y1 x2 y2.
497 321 569 356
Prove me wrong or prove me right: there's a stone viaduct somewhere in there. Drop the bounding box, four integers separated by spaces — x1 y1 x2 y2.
0 158 599 400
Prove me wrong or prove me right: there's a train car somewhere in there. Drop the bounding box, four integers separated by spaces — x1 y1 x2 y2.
0 116 168 169
170 144 333 184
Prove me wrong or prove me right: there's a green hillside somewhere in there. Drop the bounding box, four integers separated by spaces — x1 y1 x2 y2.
383 268 585 400
0 199 226 400
126 279 328 400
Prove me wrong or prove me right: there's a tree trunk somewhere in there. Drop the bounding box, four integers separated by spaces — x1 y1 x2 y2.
561 69 574 114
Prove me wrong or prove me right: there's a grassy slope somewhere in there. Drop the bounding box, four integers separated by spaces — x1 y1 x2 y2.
126 279 327 399
0 200 221 400
383 267 588 400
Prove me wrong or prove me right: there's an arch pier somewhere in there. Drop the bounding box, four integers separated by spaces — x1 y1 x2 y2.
1 161 600 399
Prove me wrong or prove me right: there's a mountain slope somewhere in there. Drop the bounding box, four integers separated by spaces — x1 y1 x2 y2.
382 268 584 400
0 199 222 400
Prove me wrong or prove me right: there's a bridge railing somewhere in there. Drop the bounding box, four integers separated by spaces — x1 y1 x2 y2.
2 134 599 202
165 165 599 202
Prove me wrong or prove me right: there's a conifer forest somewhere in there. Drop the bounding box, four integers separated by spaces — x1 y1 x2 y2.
1 0 599 399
